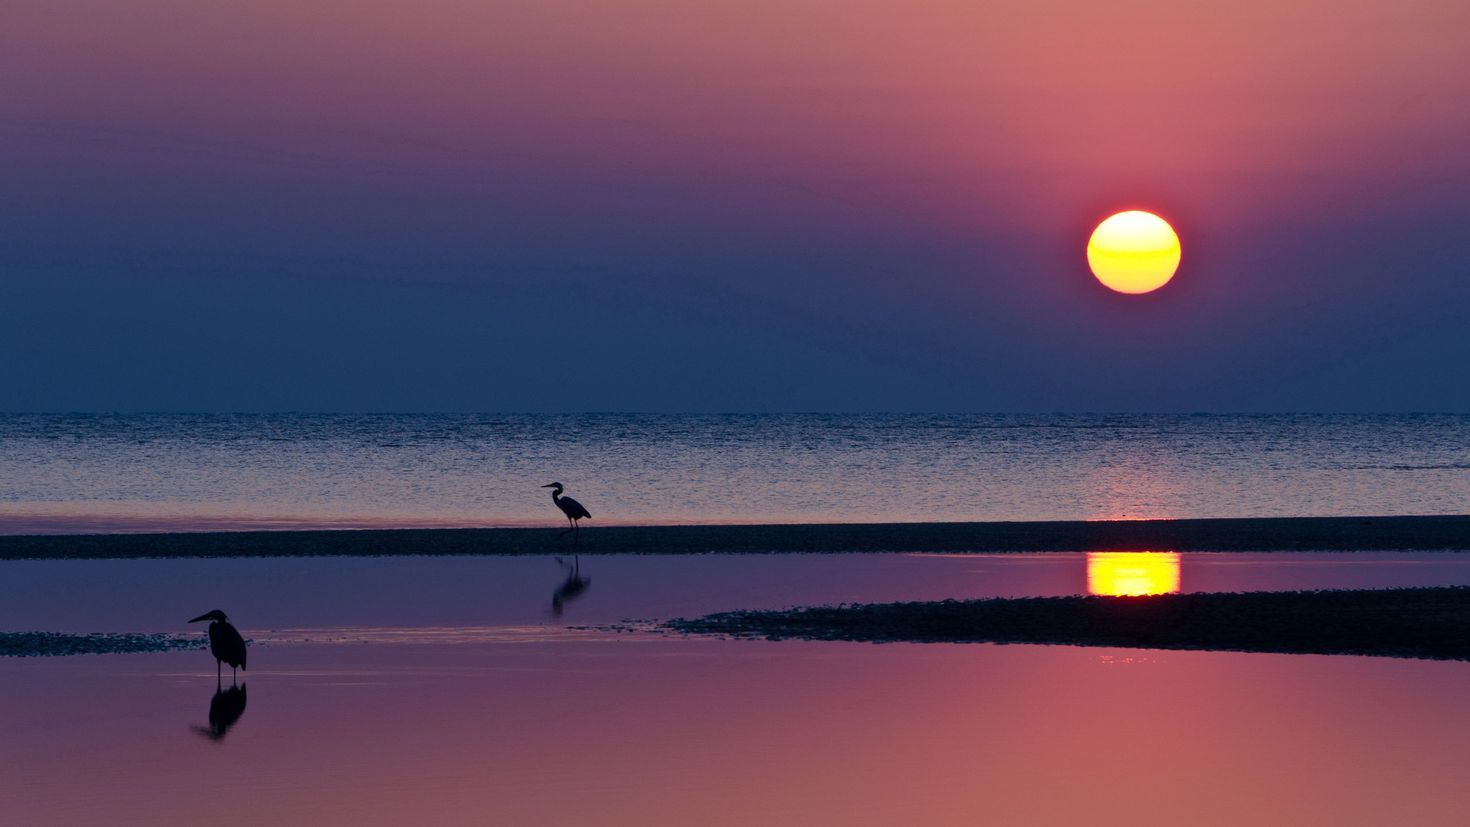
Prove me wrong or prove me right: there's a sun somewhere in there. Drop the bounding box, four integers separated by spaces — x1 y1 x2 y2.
1087 210 1181 294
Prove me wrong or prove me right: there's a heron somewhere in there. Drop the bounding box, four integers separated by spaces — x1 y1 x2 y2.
542 482 591 542
188 609 248 682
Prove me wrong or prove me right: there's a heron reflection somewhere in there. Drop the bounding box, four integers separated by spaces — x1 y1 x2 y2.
551 555 591 616
193 683 248 742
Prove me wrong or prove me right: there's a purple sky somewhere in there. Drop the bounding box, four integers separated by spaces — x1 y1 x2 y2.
3 1 1468 411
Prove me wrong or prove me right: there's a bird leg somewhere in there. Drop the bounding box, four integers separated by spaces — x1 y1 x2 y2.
555 514 578 540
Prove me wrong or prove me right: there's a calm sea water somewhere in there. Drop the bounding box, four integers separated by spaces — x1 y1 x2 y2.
1 413 1467 533
5 551 1470 824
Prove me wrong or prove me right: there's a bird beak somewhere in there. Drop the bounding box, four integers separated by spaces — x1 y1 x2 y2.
188 613 211 623
541 484 555 488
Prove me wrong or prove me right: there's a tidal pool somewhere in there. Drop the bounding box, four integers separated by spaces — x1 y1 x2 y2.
3 552 1470 824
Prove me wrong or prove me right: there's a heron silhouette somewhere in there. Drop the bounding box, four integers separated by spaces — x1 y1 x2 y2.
188 609 247 682
551 555 591 616
193 683 248 742
542 482 591 542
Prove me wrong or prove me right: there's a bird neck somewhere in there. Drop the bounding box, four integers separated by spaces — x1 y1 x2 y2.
550 488 562 503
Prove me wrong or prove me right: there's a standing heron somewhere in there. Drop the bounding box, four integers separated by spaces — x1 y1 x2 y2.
542 482 591 541
188 609 247 682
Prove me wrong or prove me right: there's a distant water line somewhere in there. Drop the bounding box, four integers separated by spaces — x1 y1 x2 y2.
0 414 1466 534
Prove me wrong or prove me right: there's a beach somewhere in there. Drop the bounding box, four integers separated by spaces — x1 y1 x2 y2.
667 586 1470 661
2 514 1468 560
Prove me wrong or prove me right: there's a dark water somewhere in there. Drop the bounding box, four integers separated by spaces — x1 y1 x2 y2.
7 552 1470 633
1 414 1467 533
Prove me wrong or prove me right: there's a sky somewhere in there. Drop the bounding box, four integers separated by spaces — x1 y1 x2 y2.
2 0 1468 412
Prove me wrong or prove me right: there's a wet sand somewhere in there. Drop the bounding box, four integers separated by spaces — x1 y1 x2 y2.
0 514 1467 559
667 586 1470 661
0 631 199 657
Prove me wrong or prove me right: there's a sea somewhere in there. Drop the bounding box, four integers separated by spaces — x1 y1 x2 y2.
6 415 1470 823
0 413 1466 533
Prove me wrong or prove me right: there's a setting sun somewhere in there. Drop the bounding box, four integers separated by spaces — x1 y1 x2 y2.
1087 211 1181 294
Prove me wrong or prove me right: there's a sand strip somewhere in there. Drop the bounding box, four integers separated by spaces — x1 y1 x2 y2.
1 515 1467 559
666 586 1470 661
0 632 202 657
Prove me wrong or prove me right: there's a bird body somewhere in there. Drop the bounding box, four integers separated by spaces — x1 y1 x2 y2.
554 493 592 522
542 482 591 541
189 610 247 680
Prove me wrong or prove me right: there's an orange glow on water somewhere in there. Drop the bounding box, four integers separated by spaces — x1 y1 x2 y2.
1087 552 1181 596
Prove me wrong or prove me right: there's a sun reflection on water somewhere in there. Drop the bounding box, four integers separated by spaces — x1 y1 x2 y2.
1087 552 1181 596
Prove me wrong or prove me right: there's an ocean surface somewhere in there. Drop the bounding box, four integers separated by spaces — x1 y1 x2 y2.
0 413 1466 533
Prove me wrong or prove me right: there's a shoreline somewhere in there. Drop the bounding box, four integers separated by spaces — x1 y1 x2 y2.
0 514 1467 560
664 586 1470 661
